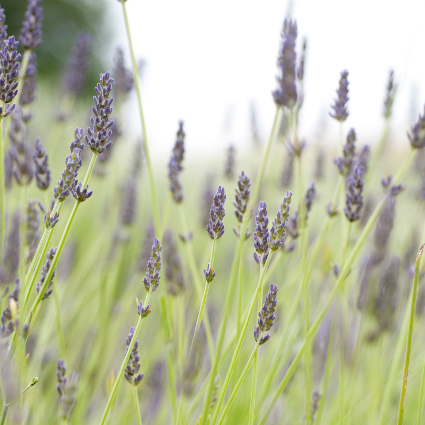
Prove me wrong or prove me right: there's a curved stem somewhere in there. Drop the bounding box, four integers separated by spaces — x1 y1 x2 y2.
132 385 142 425
121 2 161 237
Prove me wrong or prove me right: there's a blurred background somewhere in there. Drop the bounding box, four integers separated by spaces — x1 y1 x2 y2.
4 0 425 160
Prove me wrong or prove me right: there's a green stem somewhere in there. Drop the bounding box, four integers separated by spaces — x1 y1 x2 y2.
53 283 66 358
397 243 424 425
132 385 142 425
189 238 217 354
16 51 31 106
121 2 161 237
211 254 272 424
416 353 425 425
99 292 150 425
0 115 4 260
216 344 260 425
0 403 7 425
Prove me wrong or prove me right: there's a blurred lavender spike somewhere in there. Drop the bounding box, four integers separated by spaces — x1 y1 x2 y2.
344 165 365 222
36 247 57 300
113 46 134 101
269 190 292 251
124 327 144 386
253 201 270 265
206 186 226 240
57 359 79 421
20 52 37 111
330 70 349 122
224 144 235 180
168 120 185 203
408 106 425 149
384 70 397 119
20 0 43 51
254 283 278 345
0 7 8 47
33 137 50 190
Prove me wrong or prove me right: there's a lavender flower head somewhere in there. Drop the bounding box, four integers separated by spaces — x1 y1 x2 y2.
27 200 39 262
119 178 136 226
33 137 50 190
233 171 251 239
71 180 92 203
269 190 292 251
330 70 349 122
0 279 19 338
334 128 356 176
344 164 365 222
253 202 270 266
273 19 298 109
384 70 396 119
143 237 162 292
56 359 79 421
85 72 115 154
36 247 57 300
20 52 37 109
53 147 82 202
164 230 185 296
206 186 226 239
253 283 278 345
124 327 144 386
408 106 425 149
20 0 43 51
224 144 235 180
0 36 21 117
204 262 216 283
0 7 8 47
168 121 185 203
113 46 134 101
63 33 92 97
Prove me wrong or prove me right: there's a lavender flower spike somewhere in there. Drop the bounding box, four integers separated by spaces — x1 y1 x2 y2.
0 7 8 47
253 283 278 345
36 247 57 300
113 46 134 101
124 327 144 386
273 19 298 109
33 137 50 190
269 190 292 251
384 70 396 119
0 279 19 338
20 52 37 109
53 148 82 202
334 128 356 176
57 359 79 421
71 180 92 203
408 106 425 149
344 164 365 222
233 171 251 239
253 202 270 266
85 72 115 154
330 70 349 122
206 186 226 240
0 36 21 117
20 0 43 51
168 121 185 203
143 237 162 292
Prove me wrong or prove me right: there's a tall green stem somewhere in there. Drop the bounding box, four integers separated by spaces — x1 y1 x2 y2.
397 243 424 425
132 385 142 425
121 2 161 237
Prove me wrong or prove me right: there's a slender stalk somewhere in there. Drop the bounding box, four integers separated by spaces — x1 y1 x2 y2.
397 243 424 425
189 237 216 354
0 404 7 425
0 114 4 259
216 344 260 425
132 385 142 425
15 51 31 106
416 353 425 425
53 284 66 358
121 2 161 237
99 292 150 425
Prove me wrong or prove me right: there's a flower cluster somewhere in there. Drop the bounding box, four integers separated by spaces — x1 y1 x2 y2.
344 165 365 222
164 230 185 296
85 72 115 154
20 52 37 110
0 212 20 284
253 202 270 266
269 191 292 251
253 283 278 345
384 70 396 119
54 148 82 202
0 279 19 338
113 46 134 101
206 186 226 240
27 200 39 262
71 181 92 203
36 247 57 300
408 106 425 149
233 171 251 239
330 70 349 122
0 36 21 117
143 237 162 292
334 128 356 176
33 137 50 190
168 121 185 203
204 262 215 283
124 327 144 386
273 19 298 109
20 0 43 50
57 359 79 421
0 7 7 47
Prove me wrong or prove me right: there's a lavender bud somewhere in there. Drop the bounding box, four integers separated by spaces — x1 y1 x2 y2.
0 279 19 338
137 300 151 318
33 137 50 190
326 203 339 217
85 72 115 154
269 191 292 251
0 8 8 47
304 182 315 218
204 263 215 283
384 70 396 119
273 19 298 109
124 327 144 386
224 144 235 180
168 120 185 203
408 106 425 149
20 52 37 110
334 128 356 176
164 230 185 296
19 0 43 50
63 33 92 98
113 46 134 101
233 171 251 239
253 201 270 266
44 209 59 229
330 70 349 122
143 237 162 292
206 186 226 240
70 128 85 152
54 148 82 202
254 283 278 345
344 165 365 222
71 180 92 203
36 247 57 300
57 359 78 421
0 36 20 112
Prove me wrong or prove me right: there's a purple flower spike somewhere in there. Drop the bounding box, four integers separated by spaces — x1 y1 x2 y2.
0 36 21 115
20 0 43 51
254 283 278 345
408 106 425 149
33 137 50 190
206 186 226 240
143 237 162 292
124 327 144 386
344 164 365 222
168 121 185 203
253 201 270 266
330 70 349 122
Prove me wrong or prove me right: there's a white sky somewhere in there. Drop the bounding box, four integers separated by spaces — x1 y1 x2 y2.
108 0 425 160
